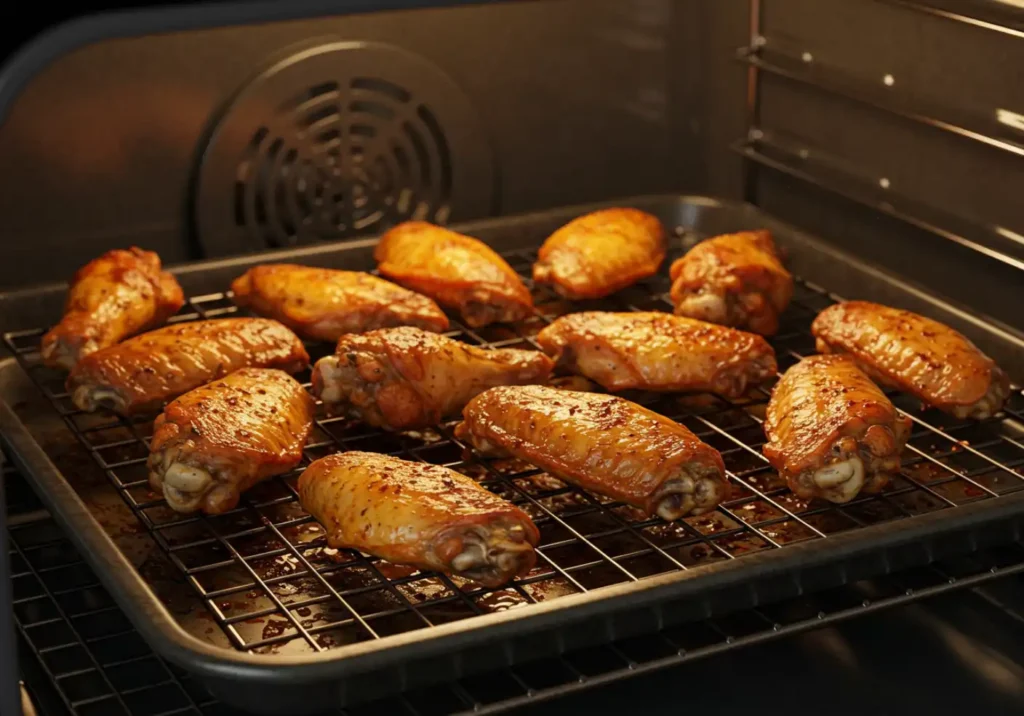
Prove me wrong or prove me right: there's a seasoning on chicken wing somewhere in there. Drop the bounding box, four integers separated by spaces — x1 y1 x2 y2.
812 301 1011 420
148 368 314 514
375 222 533 328
536 311 776 398
41 247 185 370
533 208 666 299
67 318 309 415
669 231 792 336
763 355 911 504
230 264 449 342
456 385 728 521
298 452 539 587
312 327 553 431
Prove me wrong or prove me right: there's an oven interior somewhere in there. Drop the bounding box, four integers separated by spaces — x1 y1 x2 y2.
1 0 1023 714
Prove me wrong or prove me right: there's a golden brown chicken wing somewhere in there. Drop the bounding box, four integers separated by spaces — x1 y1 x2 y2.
375 222 533 328
763 355 911 504
812 301 1011 420
67 318 309 415
298 452 539 587
230 264 449 342
148 368 314 514
312 327 553 431
41 247 185 369
536 311 776 398
670 231 792 336
533 208 666 299
456 385 728 521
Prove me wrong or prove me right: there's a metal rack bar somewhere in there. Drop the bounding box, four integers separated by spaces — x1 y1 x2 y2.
732 135 1024 272
735 46 1024 160
742 0 764 204
876 0 1024 38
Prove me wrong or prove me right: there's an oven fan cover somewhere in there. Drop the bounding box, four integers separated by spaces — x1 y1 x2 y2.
192 40 495 256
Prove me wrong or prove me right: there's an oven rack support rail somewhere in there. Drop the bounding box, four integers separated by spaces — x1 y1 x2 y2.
738 0 1024 273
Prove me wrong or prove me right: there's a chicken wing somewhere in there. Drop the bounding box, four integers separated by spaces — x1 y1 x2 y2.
41 247 185 369
812 301 1011 420
298 452 539 587
230 264 448 342
67 318 309 415
312 327 553 431
533 208 666 299
148 368 314 514
456 385 728 520
669 231 792 336
375 222 533 328
536 311 776 398
763 355 911 504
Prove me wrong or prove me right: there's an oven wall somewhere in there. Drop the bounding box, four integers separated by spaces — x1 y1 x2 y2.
743 0 1024 329
0 0 1020 334
0 0 749 287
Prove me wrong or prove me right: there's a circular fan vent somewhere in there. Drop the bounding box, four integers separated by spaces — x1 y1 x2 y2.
193 41 495 255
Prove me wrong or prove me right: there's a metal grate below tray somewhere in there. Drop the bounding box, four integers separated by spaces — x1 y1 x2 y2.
4 238 1024 659
10 458 1024 716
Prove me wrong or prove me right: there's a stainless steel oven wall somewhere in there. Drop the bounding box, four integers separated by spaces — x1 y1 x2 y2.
738 0 1024 330
0 0 739 288
1 0 1018 330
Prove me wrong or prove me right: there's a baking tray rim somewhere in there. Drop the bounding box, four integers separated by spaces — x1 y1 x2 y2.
3 193 1024 686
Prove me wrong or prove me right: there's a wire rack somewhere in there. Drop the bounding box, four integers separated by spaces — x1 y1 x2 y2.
10 456 1024 716
4 236 1024 660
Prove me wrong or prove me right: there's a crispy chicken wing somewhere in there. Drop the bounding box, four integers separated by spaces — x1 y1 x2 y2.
533 208 666 299
812 301 1011 420
375 222 533 328
763 355 911 504
67 318 309 415
298 452 539 587
148 368 314 514
312 327 553 431
456 385 728 520
41 247 185 369
670 231 792 336
230 264 448 342
536 311 776 398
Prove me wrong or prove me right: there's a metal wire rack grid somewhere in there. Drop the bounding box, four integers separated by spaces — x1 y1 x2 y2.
4 232 1024 658
10 462 1024 716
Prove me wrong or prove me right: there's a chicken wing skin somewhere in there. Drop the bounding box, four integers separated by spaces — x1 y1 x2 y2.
148 368 314 514
812 301 1011 420
536 311 777 398
763 355 911 504
533 208 666 299
670 231 792 336
67 318 309 415
312 327 553 431
230 264 449 342
41 247 185 369
298 452 539 587
375 222 533 328
456 385 728 521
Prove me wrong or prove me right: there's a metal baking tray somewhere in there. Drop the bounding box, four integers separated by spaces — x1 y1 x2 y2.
2 195 1024 715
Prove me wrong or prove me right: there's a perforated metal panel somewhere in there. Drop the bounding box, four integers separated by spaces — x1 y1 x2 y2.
194 41 495 255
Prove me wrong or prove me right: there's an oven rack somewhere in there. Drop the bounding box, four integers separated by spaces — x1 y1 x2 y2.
3 196 1024 714
9 248 1024 653
10 455 1024 716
